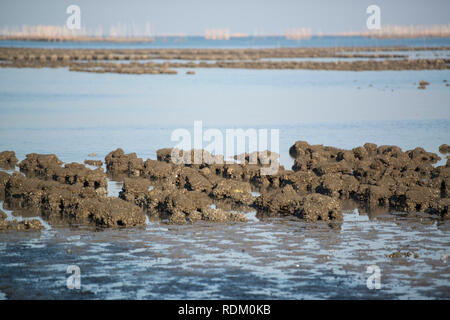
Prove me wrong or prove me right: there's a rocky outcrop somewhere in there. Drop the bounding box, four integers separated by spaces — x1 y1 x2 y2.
105 148 144 177
18 154 108 197
0 207 44 231
2 169 146 229
0 151 18 169
254 185 342 221
0 171 10 199
210 180 254 205
298 193 342 222
2 138 447 231
0 218 44 231
288 141 449 218
19 153 63 177
2 47 448 74
439 144 450 154
84 159 103 167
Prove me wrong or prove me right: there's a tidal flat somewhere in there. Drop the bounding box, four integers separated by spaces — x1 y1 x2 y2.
0 37 449 299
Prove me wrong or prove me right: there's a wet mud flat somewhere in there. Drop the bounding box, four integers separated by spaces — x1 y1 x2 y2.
0 140 449 298
0 210 448 299
0 46 449 74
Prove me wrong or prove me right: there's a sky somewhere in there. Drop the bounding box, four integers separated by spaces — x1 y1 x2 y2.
0 0 449 36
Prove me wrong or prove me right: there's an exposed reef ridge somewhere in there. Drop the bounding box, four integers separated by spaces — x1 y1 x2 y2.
0 47 449 73
0 141 448 231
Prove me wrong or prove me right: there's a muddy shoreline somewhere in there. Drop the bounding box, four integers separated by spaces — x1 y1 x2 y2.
0 207 448 299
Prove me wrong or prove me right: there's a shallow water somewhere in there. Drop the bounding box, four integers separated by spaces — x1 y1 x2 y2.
0 209 448 299
1 36 449 49
0 67 449 168
0 43 449 299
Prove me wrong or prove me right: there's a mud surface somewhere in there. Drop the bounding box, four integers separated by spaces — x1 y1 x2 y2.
0 47 449 73
0 210 448 299
0 143 448 299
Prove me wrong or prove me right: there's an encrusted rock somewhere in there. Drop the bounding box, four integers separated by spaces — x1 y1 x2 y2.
288 140 445 217
53 163 107 196
105 148 142 176
210 179 253 205
77 198 146 228
255 185 304 216
0 219 44 231
0 151 18 169
84 159 103 167
181 167 214 192
201 207 247 223
255 185 342 221
19 153 63 178
119 178 151 207
280 170 318 193
5 173 46 210
168 207 246 224
0 171 10 199
426 198 449 219
143 159 178 182
439 144 450 154
391 186 441 212
298 193 342 222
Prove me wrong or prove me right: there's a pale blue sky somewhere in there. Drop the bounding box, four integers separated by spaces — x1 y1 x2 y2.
1 0 449 36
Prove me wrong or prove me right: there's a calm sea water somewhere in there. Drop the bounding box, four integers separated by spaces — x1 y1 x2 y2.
1 36 450 49
0 67 449 167
0 39 449 299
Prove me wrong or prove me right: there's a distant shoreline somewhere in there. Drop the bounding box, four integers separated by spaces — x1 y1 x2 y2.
0 36 157 43
1 34 450 44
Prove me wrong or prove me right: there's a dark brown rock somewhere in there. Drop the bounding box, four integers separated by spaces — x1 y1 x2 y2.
390 186 441 212
77 198 146 228
181 167 214 192
297 193 342 222
19 153 63 178
54 163 107 196
105 148 142 176
210 179 253 205
439 144 450 154
0 219 44 231
156 148 174 163
426 198 449 218
119 178 151 207
0 151 18 169
84 159 103 167
254 185 304 216
280 171 318 193
143 159 180 183
406 147 440 164
5 173 46 210
289 141 310 158
0 171 10 199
